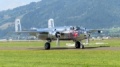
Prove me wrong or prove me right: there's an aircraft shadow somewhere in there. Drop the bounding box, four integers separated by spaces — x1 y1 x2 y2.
28 46 110 50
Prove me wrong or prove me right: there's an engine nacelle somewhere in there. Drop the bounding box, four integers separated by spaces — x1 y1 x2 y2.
55 32 61 38
98 30 103 33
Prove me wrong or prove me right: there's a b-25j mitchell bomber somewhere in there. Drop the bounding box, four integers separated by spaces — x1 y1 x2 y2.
15 19 102 50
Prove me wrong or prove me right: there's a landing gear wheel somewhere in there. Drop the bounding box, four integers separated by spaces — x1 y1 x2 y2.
80 44 84 49
75 41 80 48
44 42 50 50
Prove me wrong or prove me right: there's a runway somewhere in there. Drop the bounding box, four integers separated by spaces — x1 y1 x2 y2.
0 46 120 50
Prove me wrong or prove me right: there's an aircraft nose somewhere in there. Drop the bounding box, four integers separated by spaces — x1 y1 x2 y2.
73 32 78 38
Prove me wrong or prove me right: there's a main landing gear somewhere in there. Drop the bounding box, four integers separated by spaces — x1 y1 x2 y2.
44 38 51 50
75 41 84 49
44 39 84 50
44 32 84 50
44 32 61 50
44 40 84 50
44 42 51 50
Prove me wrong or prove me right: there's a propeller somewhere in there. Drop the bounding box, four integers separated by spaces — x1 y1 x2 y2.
55 32 61 38
98 30 103 34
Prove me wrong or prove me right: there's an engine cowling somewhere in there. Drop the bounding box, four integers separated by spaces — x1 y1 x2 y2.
73 32 78 38
98 30 103 33
55 32 61 38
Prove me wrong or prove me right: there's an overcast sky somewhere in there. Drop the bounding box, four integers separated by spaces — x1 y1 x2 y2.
0 0 41 11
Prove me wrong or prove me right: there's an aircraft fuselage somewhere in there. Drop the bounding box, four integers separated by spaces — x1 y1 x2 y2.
37 26 87 41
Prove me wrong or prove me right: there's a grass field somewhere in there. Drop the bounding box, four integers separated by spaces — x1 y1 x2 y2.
0 39 120 67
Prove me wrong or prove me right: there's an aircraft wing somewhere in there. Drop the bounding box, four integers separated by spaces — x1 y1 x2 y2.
86 29 102 34
16 28 52 34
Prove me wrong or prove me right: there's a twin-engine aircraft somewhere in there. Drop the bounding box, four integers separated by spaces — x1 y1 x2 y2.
15 19 102 50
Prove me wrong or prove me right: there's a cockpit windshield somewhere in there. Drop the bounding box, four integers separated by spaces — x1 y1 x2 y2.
70 26 80 30
75 26 80 30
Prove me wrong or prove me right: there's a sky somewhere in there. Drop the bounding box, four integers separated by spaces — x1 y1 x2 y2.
0 0 41 11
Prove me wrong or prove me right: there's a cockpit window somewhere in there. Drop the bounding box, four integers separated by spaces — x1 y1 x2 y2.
70 26 80 30
75 26 80 30
70 26 74 30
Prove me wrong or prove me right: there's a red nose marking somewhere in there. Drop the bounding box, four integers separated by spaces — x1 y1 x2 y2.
73 32 78 38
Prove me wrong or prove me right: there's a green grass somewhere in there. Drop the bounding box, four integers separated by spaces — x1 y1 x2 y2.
0 39 120 67
0 50 120 67
88 38 120 47
0 41 73 47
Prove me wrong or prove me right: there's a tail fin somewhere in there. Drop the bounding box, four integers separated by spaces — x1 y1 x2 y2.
48 19 54 28
15 19 22 32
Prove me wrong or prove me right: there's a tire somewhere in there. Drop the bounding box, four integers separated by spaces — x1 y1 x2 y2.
81 44 84 49
75 41 80 48
44 42 50 50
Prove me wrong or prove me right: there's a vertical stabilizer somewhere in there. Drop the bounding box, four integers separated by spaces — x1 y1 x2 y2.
15 19 22 32
48 19 54 28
